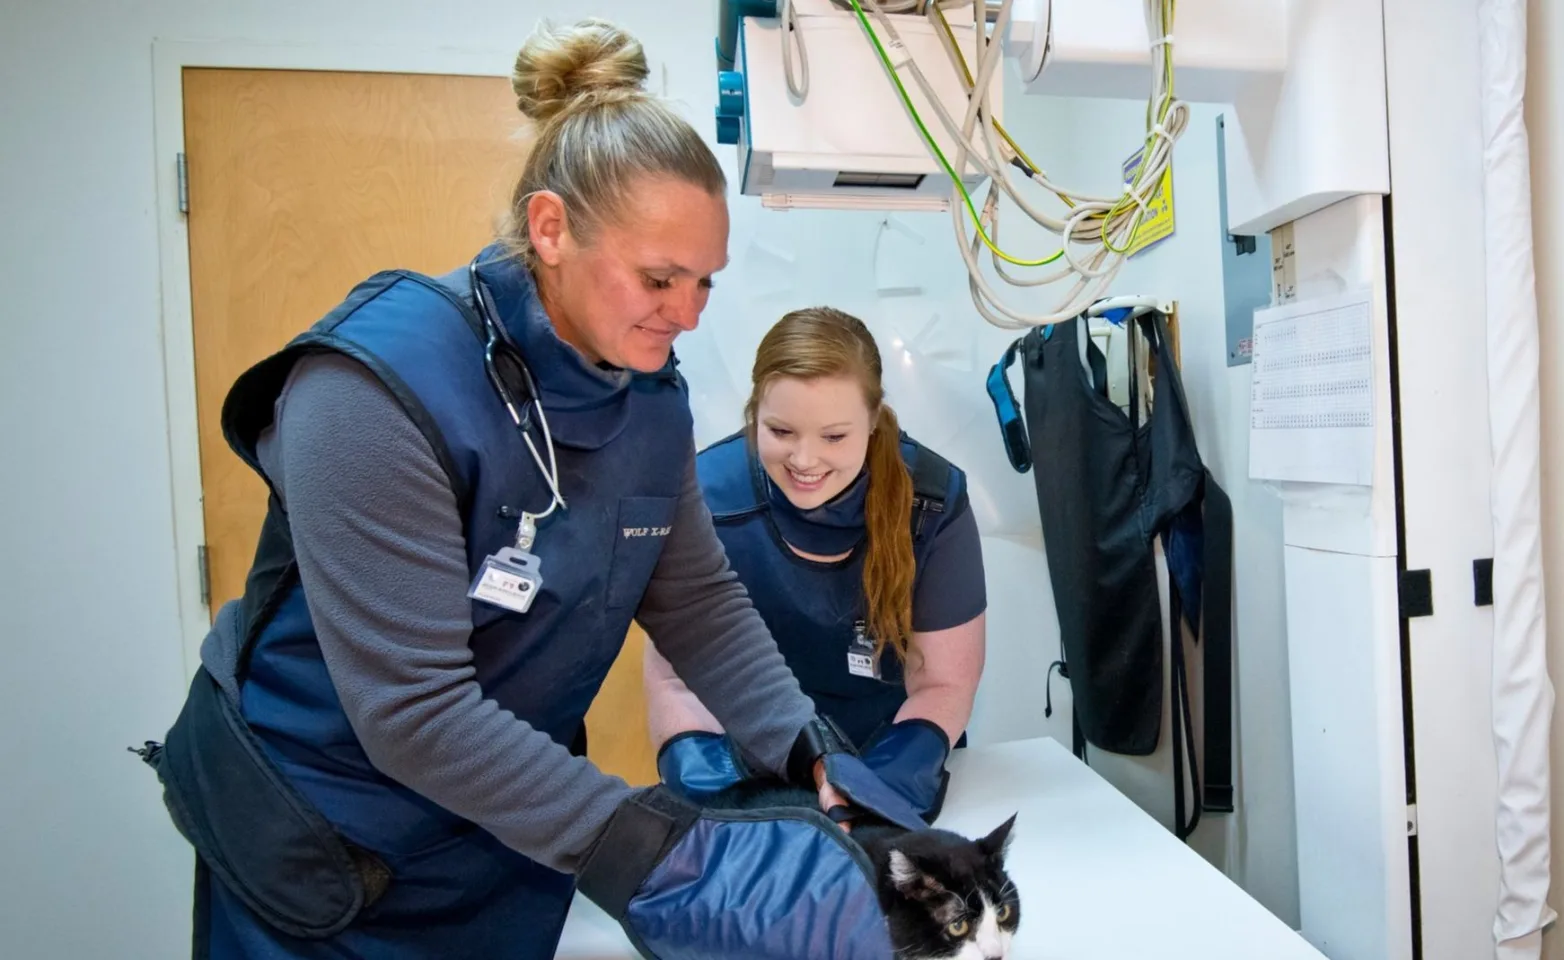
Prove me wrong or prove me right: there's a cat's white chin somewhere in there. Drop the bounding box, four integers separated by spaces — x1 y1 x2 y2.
947 940 1009 960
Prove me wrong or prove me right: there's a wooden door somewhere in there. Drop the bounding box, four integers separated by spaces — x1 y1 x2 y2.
183 67 657 785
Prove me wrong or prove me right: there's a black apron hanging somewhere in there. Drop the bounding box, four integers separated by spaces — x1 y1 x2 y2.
986 308 1234 840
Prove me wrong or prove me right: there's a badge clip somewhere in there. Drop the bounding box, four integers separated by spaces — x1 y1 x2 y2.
469 546 544 615
847 620 882 680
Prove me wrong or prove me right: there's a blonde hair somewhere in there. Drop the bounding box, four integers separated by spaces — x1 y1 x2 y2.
746 307 917 663
504 18 726 265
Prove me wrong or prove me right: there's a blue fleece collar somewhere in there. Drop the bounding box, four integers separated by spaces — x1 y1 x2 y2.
765 459 868 556
474 245 640 450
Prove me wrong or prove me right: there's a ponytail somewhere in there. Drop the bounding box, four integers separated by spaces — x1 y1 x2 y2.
862 404 916 662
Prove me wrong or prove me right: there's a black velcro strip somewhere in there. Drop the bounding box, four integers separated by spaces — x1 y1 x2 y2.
575 790 694 919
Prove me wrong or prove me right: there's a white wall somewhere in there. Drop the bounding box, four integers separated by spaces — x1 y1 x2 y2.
0 1 1296 955
1530 0 1564 956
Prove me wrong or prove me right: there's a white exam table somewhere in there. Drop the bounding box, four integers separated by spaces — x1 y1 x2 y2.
555 737 1326 959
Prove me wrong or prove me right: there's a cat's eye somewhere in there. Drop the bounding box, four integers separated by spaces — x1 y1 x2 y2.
946 919 970 938
996 904 1013 922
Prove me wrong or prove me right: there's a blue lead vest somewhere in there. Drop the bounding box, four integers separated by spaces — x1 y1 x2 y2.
154 245 694 958
695 431 966 749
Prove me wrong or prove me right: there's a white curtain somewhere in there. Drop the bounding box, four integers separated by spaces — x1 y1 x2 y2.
1476 1 1556 957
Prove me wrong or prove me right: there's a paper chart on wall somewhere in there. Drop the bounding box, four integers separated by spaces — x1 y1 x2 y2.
1248 289 1376 486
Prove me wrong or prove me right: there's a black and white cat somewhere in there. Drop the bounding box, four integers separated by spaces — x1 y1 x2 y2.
705 779 1022 960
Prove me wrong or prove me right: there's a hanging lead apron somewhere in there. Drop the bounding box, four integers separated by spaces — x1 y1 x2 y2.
986 309 1234 840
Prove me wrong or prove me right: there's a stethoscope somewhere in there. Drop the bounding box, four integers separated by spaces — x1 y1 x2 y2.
469 258 565 552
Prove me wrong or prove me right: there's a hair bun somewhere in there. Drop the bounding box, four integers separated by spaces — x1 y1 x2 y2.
512 18 649 124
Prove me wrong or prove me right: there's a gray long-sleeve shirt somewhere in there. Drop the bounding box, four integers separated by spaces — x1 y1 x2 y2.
209 351 814 874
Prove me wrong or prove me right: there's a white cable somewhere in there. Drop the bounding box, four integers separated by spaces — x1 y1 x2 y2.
781 0 810 99
787 0 950 100
978 0 1177 323
853 0 1184 327
835 0 925 11
943 0 1127 326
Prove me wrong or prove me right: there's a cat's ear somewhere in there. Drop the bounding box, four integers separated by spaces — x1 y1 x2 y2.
887 850 919 891
888 849 947 901
978 813 1017 862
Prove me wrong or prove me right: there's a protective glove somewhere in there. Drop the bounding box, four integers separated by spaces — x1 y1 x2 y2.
656 718 931 833
575 784 896 960
654 731 750 802
786 716 929 833
858 719 952 822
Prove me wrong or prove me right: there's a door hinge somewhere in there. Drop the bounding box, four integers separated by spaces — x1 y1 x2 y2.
197 543 211 608
1406 803 1418 836
1399 568 1433 619
177 152 189 215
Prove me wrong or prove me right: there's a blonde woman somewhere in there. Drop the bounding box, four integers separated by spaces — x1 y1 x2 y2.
142 20 916 960
647 307 988 823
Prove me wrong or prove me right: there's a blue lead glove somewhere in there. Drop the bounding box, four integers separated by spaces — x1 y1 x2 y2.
576 785 895 960
787 716 930 833
859 719 953 822
655 731 751 802
656 718 932 833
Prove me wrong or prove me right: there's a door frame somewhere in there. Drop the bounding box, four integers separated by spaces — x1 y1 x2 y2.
149 38 668 675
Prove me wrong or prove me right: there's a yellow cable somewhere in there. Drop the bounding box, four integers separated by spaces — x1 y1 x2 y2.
930 0 1179 251
845 0 1177 265
1100 0 1178 253
846 0 1066 266
927 4 1062 202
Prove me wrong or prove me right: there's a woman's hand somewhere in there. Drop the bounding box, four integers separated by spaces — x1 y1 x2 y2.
814 758 854 832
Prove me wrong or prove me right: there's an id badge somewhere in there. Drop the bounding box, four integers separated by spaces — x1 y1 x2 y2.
468 547 544 615
847 620 881 680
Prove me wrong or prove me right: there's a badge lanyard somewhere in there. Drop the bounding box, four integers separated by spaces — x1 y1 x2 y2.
465 259 566 615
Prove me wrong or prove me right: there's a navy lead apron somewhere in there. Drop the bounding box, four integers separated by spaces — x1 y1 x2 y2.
137 247 694 958
987 308 1234 839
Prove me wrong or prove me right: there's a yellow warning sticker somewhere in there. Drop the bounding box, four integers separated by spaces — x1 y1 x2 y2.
1120 146 1175 256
